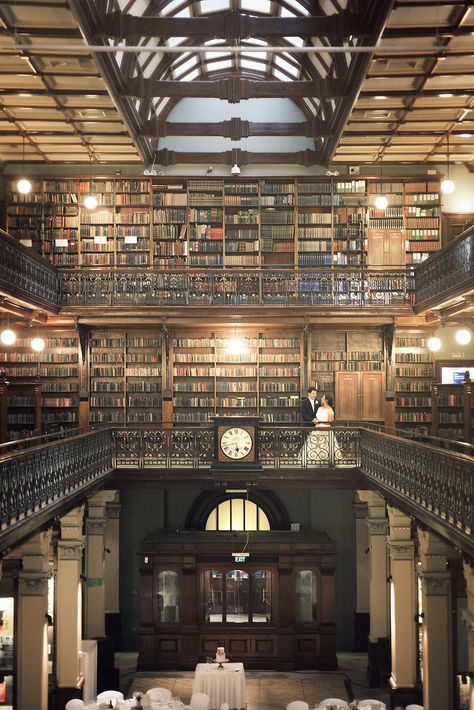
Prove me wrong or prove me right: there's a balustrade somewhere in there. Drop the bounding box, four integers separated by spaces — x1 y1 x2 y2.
60 267 415 308
415 224 474 308
0 229 61 309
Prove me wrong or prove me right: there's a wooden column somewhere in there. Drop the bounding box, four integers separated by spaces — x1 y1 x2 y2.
17 531 52 710
419 529 454 710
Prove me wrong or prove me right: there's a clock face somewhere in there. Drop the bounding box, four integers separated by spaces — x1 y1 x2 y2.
220 427 253 460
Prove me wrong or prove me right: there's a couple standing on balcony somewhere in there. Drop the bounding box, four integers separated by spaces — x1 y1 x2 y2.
300 386 338 464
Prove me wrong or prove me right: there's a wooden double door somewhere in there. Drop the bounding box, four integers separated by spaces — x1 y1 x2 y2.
335 371 384 420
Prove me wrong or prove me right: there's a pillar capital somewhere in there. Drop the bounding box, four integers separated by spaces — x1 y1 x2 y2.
106 501 121 519
367 518 388 536
388 540 414 562
420 570 451 596
57 539 84 562
18 570 50 597
353 500 368 519
85 518 106 536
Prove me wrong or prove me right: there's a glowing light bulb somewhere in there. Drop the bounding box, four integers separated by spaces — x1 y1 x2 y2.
374 194 388 210
441 178 455 194
17 177 32 194
84 194 98 210
427 336 442 352
227 337 247 355
0 328 16 346
455 328 471 345
31 336 45 352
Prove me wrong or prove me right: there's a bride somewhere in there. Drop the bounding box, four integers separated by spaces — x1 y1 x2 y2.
301 394 336 465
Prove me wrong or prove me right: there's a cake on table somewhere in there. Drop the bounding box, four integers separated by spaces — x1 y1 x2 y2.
215 646 227 662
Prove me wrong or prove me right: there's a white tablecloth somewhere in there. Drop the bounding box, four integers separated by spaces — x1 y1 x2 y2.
192 663 246 710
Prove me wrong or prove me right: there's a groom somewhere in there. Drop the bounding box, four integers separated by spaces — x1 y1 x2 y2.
300 386 320 427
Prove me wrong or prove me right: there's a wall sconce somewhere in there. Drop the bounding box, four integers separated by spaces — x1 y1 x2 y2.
17 134 32 195
441 133 455 194
374 155 388 211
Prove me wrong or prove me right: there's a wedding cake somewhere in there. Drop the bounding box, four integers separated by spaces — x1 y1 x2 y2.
216 646 227 662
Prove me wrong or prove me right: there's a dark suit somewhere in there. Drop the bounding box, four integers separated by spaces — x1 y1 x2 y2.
301 396 320 426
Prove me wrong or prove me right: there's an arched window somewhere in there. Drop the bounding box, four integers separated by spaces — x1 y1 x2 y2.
205 498 270 531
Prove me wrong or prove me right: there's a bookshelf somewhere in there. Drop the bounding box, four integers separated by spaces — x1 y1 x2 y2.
259 335 301 422
394 332 434 435
4 176 441 270
125 332 162 424
310 331 346 398
172 335 215 423
0 329 79 439
260 180 295 266
431 383 464 441
216 335 258 417
89 332 126 424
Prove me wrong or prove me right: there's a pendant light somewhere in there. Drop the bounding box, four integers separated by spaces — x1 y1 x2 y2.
31 335 46 352
84 153 98 210
0 315 17 346
374 155 388 211
441 133 455 194
17 134 32 195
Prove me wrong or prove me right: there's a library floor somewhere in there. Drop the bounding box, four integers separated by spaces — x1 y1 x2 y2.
117 652 391 709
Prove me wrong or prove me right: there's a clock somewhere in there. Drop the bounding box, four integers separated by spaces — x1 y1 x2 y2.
220 426 253 460
212 416 261 470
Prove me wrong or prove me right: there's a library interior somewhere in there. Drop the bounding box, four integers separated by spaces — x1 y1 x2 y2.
0 2 473 710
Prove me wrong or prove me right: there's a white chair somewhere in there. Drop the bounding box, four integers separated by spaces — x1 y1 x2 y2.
318 700 348 710
406 705 423 710
220 704 229 710
286 701 309 710
190 693 210 710
96 691 125 704
66 701 85 710
146 688 172 702
359 701 386 710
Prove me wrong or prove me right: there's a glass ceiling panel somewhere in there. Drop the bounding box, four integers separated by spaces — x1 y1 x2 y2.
241 0 271 13
174 56 197 78
241 59 265 72
284 0 308 15
204 60 232 72
200 0 230 12
273 68 292 82
160 0 186 15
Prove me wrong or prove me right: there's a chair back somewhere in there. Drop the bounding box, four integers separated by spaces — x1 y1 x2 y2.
406 705 424 710
286 701 309 710
66 701 85 710
190 693 210 710
219 704 229 710
318 700 347 710
359 701 386 710
147 688 172 702
96 691 124 704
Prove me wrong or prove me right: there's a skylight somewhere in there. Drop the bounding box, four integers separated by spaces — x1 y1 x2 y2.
167 36 186 47
242 51 267 61
183 69 199 81
284 36 305 47
174 55 198 79
160 0 186 16
284 0 309 14
275 55 300 78
200 0 230 12
205 60 232 72
241 0 271 12
273 68 292 82
205 51 230 60
241 59 265 73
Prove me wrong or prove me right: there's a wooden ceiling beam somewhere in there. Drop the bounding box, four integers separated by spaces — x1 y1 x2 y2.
124 77 344 101
98 10 366 40
140 116 330 139
154 148 322 167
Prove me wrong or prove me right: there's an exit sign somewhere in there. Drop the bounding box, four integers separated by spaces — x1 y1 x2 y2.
232 552 250 562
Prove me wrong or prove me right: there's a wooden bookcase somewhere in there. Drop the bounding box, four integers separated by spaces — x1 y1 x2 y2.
394 332 434 435
0 328 79 440
431 382 473 443
258 334 301 422
4 176 441 270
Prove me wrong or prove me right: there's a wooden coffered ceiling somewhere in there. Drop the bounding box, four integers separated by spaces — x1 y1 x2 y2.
0 0 473 168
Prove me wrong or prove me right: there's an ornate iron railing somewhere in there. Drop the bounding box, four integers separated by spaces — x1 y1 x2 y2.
0 428 113 529
0 230 61 309
112 426 361 469
60 267 414 308
415 224 474 309
360 428 473 552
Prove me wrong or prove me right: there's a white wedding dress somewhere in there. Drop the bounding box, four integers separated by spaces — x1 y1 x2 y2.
301 406 339 465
